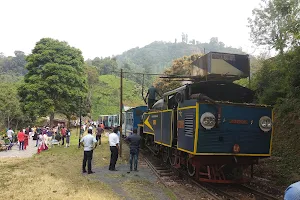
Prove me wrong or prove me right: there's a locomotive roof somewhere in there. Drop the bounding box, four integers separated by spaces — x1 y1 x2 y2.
164 81 255 103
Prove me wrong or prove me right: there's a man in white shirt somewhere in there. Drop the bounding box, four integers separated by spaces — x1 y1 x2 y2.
6 128 14 143
108 127 120 171
80 128 97 174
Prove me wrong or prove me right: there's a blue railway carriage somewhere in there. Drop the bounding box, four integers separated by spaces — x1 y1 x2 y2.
141 81 273 183
111 115 119 128
122 106 147 137
98 115 109 128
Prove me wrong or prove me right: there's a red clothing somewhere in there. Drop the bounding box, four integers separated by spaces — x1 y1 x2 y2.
18 132 25 142
100 124 104 129
24 134 29 149
61 128 66 136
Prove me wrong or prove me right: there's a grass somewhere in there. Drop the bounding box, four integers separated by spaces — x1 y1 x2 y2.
0 129 121 200
0 128 177 200
122 179 156 200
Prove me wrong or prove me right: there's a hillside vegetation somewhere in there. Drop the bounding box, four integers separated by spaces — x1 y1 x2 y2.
115 38 244 74
90 75 145 119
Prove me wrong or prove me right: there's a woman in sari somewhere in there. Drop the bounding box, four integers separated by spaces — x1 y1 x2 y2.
24 132 29 150
37 132 48 153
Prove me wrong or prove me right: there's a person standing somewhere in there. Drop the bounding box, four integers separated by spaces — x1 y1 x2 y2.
108 127 120 171
61 127 66 146
35 127 41 147
100 123 104 130
24 132 29 150
126 129 141 171
96 124 103 145
80 128 97 174
17 129 25 151
65 128 71 147
145 85 161 109
6 128 14 143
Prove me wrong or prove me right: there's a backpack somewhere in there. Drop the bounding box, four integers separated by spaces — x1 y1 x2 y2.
55 133 61 141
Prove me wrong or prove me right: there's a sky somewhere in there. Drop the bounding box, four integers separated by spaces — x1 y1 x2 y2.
0 0 266 59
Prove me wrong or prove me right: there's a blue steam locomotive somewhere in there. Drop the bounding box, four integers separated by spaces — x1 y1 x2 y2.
139 52 273 183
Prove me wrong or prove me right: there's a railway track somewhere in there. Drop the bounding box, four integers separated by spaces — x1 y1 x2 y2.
201 183 281 200
144 153 281 200
143 153 221 200
124 139 281 200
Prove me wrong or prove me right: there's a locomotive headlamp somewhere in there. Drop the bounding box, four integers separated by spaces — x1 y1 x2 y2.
200 112 216 130
259 116 272 132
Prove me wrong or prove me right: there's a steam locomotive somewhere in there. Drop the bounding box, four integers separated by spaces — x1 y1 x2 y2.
138 52 273 183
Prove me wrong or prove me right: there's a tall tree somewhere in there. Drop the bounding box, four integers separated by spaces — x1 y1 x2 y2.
154 54 202 93
0 51 27 75
85 65 99 114
18 38 88 126
248 0 300 54
91 56 118 75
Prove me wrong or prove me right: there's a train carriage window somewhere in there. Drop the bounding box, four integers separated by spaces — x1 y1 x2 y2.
184 114 194 137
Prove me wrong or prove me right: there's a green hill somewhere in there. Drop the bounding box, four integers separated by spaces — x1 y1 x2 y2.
115 38 244 73
90 75 145 119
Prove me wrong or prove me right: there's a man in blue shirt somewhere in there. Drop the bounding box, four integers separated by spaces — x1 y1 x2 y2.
146 85 161 109
284 181 300 200
126 129 141 171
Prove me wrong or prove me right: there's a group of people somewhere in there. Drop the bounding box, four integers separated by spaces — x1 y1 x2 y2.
80 124 141 174
6 126 34 150
5 125 72 153
34 126 72 153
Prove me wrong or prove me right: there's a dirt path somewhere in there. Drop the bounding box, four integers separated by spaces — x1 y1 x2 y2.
0 138 37 158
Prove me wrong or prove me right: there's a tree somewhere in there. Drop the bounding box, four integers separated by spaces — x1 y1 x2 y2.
190 39 196 45
85 65 99 116
154 54 202 93
0 51 27 76
91 56 118 75
86 65 99 89
18 38 88 126
181 33 186 43
248 0 300 54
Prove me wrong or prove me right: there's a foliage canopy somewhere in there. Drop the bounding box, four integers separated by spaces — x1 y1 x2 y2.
18 38 88 124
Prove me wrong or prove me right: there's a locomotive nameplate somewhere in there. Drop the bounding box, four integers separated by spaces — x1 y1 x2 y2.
177 120 184 128
229 119 248 124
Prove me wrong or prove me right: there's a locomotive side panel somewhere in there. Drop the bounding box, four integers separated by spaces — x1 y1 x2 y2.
143 112 154 135
161 110 173 147
143 111 162 143
177 106 197 153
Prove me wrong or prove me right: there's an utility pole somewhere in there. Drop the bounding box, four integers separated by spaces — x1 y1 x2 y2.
119 68 123 157
78 96 82 148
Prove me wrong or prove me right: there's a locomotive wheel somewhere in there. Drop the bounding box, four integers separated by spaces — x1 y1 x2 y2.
187 157 196 177
169 148 177 166
162 147 169 163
